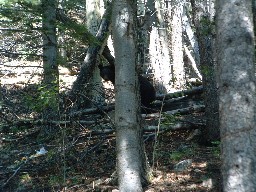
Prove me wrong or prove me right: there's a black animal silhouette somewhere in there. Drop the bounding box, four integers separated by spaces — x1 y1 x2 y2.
99 65 156 107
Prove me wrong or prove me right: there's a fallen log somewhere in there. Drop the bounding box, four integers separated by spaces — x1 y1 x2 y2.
156 85 203 100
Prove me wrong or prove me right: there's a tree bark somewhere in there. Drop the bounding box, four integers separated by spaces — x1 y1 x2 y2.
70 2 112 108
112 0 148 191
41 0 59 136
191 0 220 144
85 0 105 106
42 0 58 86
169 0 186 90
149 0 172 93
216 0 256 191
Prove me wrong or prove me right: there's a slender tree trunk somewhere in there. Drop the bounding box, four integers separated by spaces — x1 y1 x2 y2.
183 5 200 70
42 0 58 88
112 0 147 191
191 0 220 144
41 0 59 135
58 0 67 65
216 0 256 191
86 0 105 106
252 0 256 53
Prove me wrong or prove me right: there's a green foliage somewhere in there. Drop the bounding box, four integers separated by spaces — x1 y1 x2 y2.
45 149 56 160
169 151 184 161
48 175 63 186
24 84 58 113
161 114 178 125
199 16 214 35
0 0 93 63
17 173 33 191
169 146 195 162
211 141 221 158
0 3 43 60
170 76 177 85
0 0 40 5
201 65 214 76
38 85 59 109
11 125 28 134
20 173 32 183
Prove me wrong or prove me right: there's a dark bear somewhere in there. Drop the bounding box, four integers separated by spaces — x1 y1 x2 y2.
99 65 115 83
99 65 156 107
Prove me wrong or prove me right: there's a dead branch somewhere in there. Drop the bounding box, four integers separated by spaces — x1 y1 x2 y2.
184 45 202 80
69 104 114 117
0 119 102 133
164 104 205 115
156 85 203 100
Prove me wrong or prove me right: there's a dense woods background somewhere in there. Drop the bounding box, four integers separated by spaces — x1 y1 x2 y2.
0 0 255 191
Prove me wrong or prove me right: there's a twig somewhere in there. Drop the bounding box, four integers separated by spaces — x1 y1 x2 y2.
2 159 28 188
152 95 165 169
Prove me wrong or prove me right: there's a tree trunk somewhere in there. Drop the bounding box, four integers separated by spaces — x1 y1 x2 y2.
42 0 58 88
252 0 256 51
216 0 256 191
183 5 200 70
41 0 59 136
169 0 186 90
70 2 112 108
191 0 220 144
148 0 172 94
85 0 105 106
112 0 147 191
58 0 67 65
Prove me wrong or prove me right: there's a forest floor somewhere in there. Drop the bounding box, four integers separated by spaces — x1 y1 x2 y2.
0 124 222 192
0 62 221 191
0 99 222 192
